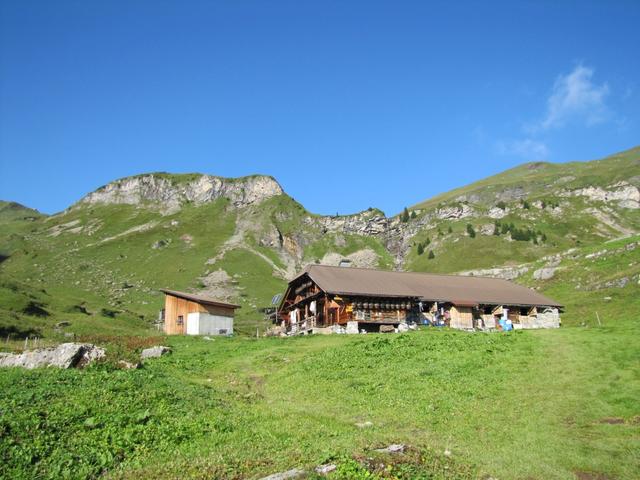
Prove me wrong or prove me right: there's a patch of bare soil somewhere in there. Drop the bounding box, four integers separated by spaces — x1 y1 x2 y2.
574 471 613 480
598 417 625 424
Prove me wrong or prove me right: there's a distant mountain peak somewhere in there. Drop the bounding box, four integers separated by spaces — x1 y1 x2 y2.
76 172 284 210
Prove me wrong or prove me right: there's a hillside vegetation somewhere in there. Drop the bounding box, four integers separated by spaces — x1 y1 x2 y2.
1 307 638 479
0 148 638 479
1 147 638 338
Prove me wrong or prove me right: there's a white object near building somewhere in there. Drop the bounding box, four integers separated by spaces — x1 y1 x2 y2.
186 312 233 336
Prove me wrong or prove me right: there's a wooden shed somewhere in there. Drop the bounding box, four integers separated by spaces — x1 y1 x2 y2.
160 289 240 336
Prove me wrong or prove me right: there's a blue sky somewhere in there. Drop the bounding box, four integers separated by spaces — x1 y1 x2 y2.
1 1 638 216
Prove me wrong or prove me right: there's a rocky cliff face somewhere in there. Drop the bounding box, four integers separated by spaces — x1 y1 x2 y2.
66 148 640 277
560 181 640 209
78 174 284 210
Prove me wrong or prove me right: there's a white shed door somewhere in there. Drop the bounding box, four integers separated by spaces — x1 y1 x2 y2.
186 312 200 335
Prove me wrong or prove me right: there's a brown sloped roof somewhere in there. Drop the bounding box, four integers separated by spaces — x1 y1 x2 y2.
160 289 240 309
298 265 562 307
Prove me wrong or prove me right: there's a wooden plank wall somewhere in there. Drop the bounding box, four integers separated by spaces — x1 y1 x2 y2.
450 306 473 329
164 294 235 335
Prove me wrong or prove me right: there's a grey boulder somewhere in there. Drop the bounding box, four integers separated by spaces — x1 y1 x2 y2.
140 346 171 360
258 468 306 480
0 343 105 369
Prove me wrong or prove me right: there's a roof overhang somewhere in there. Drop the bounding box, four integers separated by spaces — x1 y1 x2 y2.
160 289 240 309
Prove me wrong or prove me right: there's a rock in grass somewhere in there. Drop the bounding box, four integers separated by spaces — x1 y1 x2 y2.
0 343 105 369
258 468 306 480
355 421 373 428
140 346 171 360
315 464 337 475
117 360 141 370
374 444 405 454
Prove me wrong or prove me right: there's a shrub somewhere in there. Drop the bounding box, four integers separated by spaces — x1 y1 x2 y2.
466 223 476 238
428 250 435 259
417 243 424 255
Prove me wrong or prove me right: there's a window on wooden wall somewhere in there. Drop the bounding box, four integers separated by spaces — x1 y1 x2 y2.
177 315 184 326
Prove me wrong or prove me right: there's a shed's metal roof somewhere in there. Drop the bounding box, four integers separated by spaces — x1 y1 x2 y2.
296 265 562 307
160 289 240 309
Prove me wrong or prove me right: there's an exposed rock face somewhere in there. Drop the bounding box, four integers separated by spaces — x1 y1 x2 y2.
0 343 105 369
79 174 284 210
533 266 557 280
198 269 238 303
435 204 474 220
496 186 526 202
458 266 529 280
562 182 640 209
313 211 389 236
479 223 496 236
320 248 379 269
487 207 508 219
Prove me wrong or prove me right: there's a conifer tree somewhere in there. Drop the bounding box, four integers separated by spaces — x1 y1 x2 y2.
466 223 476 238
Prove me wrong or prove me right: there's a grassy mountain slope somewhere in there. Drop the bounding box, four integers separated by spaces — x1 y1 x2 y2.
402 146 639 272
411 146 640 211
0 151 638 479
0 187 392 338
0 147 638 339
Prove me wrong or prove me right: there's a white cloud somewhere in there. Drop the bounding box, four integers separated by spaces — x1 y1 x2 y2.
538 65 610 130
493 64 615 160
495 138 549 159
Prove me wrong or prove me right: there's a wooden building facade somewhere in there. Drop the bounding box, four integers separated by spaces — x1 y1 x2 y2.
277 265 562 334
160 289 240 335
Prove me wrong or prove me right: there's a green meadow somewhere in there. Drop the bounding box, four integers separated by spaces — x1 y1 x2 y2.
1 319 638 479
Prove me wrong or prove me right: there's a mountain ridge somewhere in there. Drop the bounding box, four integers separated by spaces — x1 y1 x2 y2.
0 146 638 336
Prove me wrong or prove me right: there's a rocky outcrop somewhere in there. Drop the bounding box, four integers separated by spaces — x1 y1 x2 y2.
487 207 508 219
320 249 379 269
435 204 475 220
533 266 557 280
479 223 496 236
78 174 283 210
312 211 389 236
458 266 529 280
562 182 640 209
0 343 105 369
